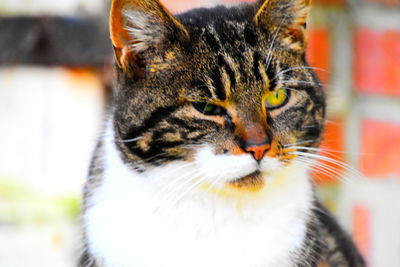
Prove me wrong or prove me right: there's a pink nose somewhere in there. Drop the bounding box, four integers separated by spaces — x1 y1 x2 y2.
245 144 270 161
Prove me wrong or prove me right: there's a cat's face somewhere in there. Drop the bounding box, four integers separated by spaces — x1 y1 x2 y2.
110 0 325 192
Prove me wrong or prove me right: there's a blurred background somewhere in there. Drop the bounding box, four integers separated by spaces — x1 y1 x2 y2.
0 0 399 266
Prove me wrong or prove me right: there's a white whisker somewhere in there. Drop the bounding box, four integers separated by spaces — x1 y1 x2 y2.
116 137 142 143
161 169 204 205
290 151 363 179
266 14 289 71
284 139 317 147
205 175 223 195
281 87 309 96
288 146 344 160
154 163 198 199
273 66 328 81
156 165 198 193
280 80 327 87
295 157 352 185
170 174 210 207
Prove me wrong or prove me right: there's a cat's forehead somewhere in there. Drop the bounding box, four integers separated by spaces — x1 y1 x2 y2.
177 5 254 28
181 8 259 43
200 21 257 49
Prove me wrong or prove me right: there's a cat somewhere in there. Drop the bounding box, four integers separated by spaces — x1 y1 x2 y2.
80 0 365 266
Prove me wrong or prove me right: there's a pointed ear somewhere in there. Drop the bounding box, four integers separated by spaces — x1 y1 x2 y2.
110 0 189 76
254 0 311 51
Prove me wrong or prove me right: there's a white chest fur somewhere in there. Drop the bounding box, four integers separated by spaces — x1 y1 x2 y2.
84 126 314 267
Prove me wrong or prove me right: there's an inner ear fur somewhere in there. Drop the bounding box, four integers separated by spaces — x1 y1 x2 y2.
110 0 189 76
254 0 312 51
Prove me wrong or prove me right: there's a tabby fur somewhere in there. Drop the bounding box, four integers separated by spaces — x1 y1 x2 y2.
80 0 365 266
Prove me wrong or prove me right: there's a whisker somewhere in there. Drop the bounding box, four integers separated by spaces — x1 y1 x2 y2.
161 169 203 204
155 161 197 180
115 137 143 143
290 151 363 179
204 172 226 195
302 124 319 129
291 151 346 167
266 14 289 71
140 152 169 163
169 174 209 207
289 145 361 158
295 157 352 185
281 87 309 96
288 146 344 160
280 80 327 87
155 163 198 198
284 139 317 147
325 120 340 125
273 66 328 81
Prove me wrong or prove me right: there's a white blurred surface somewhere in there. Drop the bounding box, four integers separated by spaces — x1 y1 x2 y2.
0 224 80 267
0 0 107 15
0 67 104 196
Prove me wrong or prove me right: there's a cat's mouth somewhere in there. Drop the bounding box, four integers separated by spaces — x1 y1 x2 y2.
227 171 264 192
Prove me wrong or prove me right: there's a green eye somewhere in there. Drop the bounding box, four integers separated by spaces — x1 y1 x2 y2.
265 88 290 109
192 102 226 116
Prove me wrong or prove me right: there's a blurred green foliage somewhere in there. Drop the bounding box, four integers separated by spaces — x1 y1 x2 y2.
0 178 81 225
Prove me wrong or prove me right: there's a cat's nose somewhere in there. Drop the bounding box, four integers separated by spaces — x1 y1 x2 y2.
244 138 271 161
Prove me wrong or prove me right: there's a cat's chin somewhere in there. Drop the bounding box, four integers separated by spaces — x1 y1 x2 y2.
227 171 264 192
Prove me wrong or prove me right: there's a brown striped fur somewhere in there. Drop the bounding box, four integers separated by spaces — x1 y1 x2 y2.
81 0 365 266
109 0 326 172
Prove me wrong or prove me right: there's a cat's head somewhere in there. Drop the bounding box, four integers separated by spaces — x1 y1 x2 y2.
109 0 325 192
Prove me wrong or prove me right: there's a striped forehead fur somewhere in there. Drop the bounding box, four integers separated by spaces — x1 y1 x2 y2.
111 2 325 168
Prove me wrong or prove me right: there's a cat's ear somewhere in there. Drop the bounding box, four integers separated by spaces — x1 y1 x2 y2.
254 0 311 51
110 0 189 75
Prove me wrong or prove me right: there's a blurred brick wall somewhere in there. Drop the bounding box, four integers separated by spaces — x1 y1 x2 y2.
303 0 400 266
1 0 399 266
